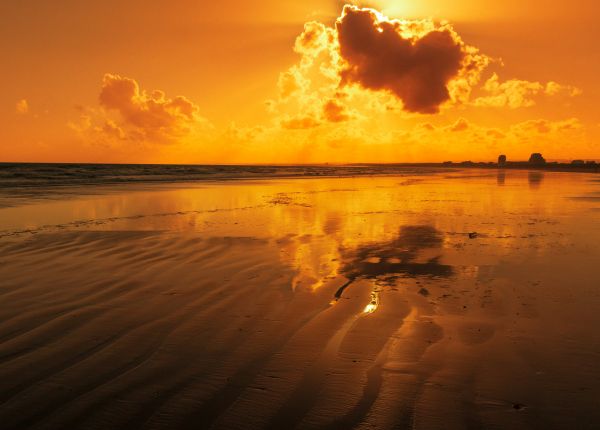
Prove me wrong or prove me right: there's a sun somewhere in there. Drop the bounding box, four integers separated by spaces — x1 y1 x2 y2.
357 0 464 20
362 0 426 18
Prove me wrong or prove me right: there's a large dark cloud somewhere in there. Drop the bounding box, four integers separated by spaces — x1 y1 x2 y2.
336 5 466 114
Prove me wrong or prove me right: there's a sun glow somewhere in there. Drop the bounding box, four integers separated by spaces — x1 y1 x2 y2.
375 0 416 17
2 1 597 164
361 0 438 19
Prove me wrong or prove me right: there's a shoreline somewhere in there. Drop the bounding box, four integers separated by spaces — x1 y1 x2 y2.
0 162 597 188
0 164 597 210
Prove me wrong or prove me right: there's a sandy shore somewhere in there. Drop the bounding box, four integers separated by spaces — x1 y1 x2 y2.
1 169 599 429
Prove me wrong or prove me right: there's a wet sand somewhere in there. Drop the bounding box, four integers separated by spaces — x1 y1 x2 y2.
1 169 599 429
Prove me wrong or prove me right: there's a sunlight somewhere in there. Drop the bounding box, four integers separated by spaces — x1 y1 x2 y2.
363 291 380 314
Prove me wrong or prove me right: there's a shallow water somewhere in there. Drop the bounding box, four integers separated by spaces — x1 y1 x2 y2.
0 169 599 429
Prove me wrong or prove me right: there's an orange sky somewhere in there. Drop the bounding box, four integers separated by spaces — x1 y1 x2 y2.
1 0 599 163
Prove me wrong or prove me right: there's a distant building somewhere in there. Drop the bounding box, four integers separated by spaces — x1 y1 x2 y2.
571 160 585 166
528 153 546 164
498 154 507 166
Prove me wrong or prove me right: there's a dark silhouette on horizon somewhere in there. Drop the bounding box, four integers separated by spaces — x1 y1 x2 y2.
528 153 546 165
444 153 598 172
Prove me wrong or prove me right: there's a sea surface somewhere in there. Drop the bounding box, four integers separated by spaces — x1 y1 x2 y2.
0 163 446 209
0 162 443 187
0 166 599 429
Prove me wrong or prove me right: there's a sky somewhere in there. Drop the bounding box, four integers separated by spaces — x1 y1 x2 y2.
1 0 599 163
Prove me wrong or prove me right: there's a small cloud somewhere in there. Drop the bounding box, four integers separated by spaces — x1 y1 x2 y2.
473 73 581 109
281 115 320 130
101 119 126 140
474 74 541 108
517 119 551 134
323 99 350 122
545 81 582 97
486 128 506 139
99 73 206 142
555 118 583 132
417 123 436 131
16 99 29 115
511 118 582 136
449 118 470 132
67 114 92 133
69 74 212 145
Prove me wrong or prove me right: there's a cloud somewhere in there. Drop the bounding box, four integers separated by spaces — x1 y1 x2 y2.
220 115 588 164
323 98 351 122
278 67 309 99
281 115 321 130
448 118 469 132
545 81 582 97
269 5 489 124
294 21 337 59
336 5 487 114
486 128 506 139
473 73 581 108
101 119 126 140
435 117 583 150
270 4 583 128
512 118 583 135
417 122 435 131
15 99 29 115
98 74 209 143
70 74 211 145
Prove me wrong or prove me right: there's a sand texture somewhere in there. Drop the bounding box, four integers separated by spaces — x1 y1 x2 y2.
1 169 599 429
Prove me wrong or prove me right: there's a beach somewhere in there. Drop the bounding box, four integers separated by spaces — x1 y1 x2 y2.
1 168 599 429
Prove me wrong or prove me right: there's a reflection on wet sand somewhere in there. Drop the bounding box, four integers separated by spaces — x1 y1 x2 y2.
0 170 599 429
497 171 506 186
341 225 453 281
528 171 544 188
334 225 453 302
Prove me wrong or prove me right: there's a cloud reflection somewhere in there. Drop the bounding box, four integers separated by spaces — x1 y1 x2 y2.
335 225 453 299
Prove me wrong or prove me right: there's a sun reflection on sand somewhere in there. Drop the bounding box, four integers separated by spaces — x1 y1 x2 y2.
363 291 380 313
